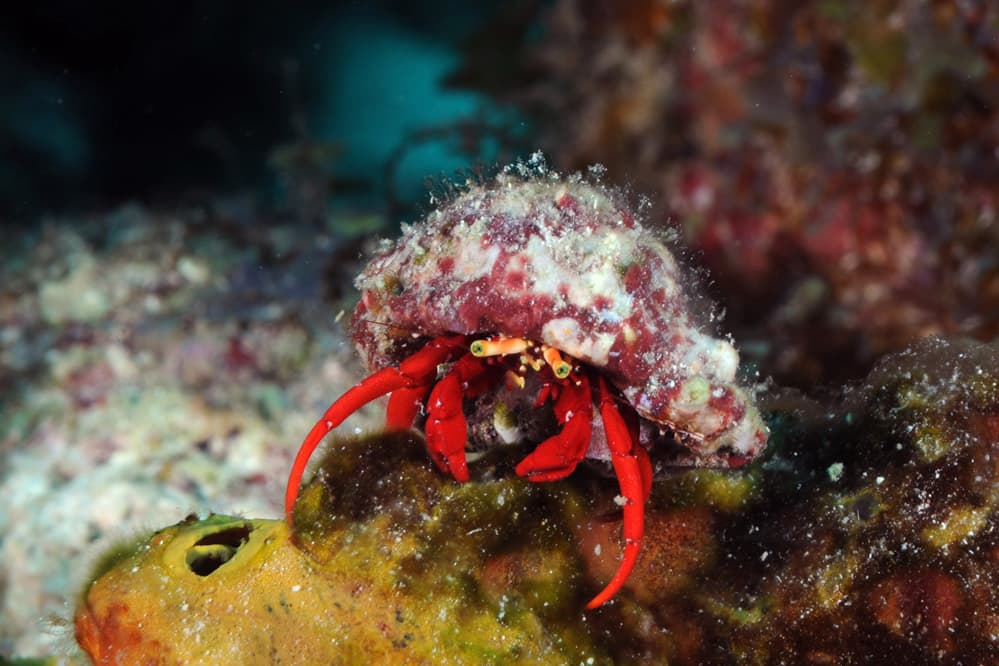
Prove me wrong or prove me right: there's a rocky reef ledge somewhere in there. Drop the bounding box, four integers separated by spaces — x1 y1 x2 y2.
74 336 998 663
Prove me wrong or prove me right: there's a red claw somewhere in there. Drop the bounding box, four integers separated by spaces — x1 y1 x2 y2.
425 353 493 482
515 374 593 481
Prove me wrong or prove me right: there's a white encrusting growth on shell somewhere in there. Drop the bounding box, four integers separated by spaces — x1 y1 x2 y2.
352 164 768 468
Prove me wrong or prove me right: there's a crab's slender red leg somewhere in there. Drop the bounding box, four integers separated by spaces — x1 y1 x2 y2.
620 404 652 501
515 374 593 481
424 353 493 482
586 375 647 609
385 385 431 429
284 334 467 521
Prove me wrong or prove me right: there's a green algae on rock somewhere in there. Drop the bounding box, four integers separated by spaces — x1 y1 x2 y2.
718 337 999 662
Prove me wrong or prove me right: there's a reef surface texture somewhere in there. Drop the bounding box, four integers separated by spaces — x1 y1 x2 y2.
0 204 377 658
1 0 997 660
0 192 996 663
73 337 999 663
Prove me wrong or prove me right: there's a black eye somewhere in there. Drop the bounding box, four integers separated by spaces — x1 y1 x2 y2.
185 524 254 576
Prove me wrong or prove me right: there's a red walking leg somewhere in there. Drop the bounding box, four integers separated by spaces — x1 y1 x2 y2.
386 385 431 429
586 375 647 609
285 335 467 522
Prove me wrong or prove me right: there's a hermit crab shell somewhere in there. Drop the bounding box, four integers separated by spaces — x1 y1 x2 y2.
352 171 768 466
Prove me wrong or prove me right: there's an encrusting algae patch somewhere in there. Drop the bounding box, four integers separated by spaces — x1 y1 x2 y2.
74 433 608 665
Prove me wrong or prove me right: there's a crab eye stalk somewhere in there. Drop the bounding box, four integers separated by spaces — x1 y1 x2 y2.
542 345 572 379
470 337 530 357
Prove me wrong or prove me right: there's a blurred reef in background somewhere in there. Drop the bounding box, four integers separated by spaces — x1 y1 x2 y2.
447 0 998 389
1 0 997 663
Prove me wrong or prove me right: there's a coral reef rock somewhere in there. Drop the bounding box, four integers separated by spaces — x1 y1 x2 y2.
76 337 999 664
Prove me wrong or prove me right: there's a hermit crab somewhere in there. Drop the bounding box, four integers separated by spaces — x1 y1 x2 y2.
286 163 768 608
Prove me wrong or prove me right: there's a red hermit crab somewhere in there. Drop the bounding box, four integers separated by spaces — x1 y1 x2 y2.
286 163 768 608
